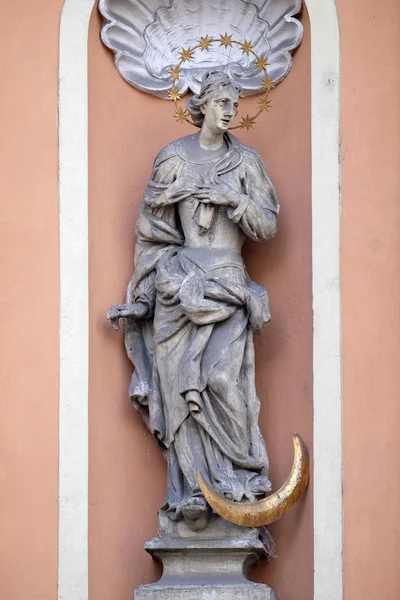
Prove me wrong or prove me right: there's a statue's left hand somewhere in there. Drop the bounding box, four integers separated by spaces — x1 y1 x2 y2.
107 302 148 330
194 182 241 207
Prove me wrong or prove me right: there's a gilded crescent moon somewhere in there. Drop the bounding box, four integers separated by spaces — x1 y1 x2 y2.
197 433 309 527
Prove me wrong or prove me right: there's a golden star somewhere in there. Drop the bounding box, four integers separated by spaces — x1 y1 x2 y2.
240 114 257 130
262 75 275 91
168 86 181 102
198 35 213 51
240 39 254 55
255 55 268 71
219 33 233 48
168 65 182 81
257 94 273 112
179 47 195 63
174 107 189 123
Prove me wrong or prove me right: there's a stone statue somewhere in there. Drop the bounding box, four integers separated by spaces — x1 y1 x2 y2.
107 71 279 532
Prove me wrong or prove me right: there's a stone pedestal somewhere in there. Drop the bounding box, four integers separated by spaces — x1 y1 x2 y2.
134 512 277 599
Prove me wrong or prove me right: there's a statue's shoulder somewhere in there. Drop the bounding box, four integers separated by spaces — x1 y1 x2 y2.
153 138 181 167
229 134 264 165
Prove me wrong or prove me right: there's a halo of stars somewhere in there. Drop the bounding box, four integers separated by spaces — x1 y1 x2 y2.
167 33 274 131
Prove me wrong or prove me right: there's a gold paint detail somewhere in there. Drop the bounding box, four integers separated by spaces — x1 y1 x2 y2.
262 75 275 91
198 35 213 51
168 86 181 102
174 107 190 123
197 434 310 527
219 33 233 48
239 39 254 55
255 55 268 70
169 65 182 81
179 47 195 63
168 34 274 130
257 94 272 112
239 114 257 130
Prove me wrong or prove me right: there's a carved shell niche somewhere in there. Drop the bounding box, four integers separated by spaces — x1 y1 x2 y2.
98 0 303 98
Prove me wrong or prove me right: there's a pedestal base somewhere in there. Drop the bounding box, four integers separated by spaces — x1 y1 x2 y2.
135 582 276 599
134 512 277 600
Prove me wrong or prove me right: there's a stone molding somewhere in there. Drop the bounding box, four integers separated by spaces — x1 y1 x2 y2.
99 0 303 97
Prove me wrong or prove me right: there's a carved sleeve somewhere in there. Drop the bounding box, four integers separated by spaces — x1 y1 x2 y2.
228 150 279 242
125 147 185 314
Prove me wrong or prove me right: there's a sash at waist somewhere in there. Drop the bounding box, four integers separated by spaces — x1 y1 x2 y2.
180 246 244 272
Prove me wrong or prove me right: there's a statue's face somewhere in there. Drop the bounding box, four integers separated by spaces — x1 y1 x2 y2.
201 86 239 133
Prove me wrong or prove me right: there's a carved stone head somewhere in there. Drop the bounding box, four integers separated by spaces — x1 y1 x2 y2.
187 71 241 131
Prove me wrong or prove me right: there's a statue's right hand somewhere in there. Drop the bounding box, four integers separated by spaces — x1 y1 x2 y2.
106 303 148 330
145 174 205 206
167 174 205 199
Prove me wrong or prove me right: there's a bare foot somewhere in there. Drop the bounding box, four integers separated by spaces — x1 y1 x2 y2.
181 496 210 532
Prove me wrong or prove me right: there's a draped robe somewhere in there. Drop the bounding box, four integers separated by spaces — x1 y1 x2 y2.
125 133 279 519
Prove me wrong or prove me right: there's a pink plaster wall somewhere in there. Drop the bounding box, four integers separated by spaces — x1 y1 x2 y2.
338 0 400 598
0 1 63 598
6 2 400 599
88 7 312 600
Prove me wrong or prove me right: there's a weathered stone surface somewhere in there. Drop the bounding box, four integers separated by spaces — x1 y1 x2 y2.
99 0 303 99
109 72 279 599
108 72 279 533
135 582 277 599
157 510 258 540
134 513 277 599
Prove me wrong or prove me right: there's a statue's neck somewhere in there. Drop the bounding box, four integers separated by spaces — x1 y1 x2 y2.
176 134 230 164
199 125 225 152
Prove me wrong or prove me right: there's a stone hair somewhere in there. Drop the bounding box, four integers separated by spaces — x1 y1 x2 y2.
187 71 242 127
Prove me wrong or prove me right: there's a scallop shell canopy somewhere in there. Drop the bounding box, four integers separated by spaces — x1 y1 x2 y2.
99 0 303 98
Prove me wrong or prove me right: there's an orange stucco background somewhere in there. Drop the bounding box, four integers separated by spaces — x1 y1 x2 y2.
88 7 312 599
0 1 63 599
1 1 400 599
338 0 400 598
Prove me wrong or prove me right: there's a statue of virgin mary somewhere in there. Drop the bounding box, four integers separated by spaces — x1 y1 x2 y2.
108 71 279 531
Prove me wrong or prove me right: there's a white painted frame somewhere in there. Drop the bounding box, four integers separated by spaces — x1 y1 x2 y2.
58 1 93 598
58 1 342 599
307 2 342 598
